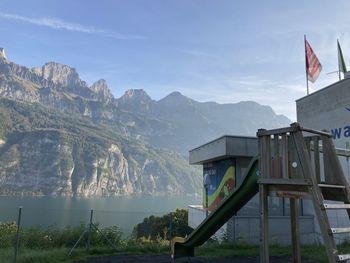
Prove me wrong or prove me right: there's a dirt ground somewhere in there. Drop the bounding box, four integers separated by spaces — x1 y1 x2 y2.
80 254 321 262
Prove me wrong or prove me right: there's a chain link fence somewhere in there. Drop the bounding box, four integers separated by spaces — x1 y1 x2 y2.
2 197 350 262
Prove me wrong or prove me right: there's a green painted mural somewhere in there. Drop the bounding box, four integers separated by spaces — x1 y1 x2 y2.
203 159 235 211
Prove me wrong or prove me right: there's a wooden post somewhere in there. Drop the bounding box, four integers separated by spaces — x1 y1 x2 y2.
281 134 289 179
273 135 279 178
290 199 301 263
312 137 320 183
259 184 269 263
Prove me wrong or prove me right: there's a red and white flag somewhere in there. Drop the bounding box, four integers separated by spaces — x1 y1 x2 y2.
305 38 322 83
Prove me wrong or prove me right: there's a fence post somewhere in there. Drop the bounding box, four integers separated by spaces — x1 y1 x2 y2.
87 209 93 250
169 213 173 239
14 206 22 263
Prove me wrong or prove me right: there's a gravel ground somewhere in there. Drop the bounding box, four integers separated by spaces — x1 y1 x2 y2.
80 254 321 263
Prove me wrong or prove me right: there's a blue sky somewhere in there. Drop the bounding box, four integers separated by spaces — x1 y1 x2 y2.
1 0 349 120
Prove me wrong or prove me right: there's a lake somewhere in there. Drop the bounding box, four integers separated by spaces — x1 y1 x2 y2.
0 195 201 237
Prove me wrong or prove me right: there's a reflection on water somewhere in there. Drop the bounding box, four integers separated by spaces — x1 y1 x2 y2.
0 195 201 237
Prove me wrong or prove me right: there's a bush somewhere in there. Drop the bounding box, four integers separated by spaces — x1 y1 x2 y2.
0 221 17 247
132 209 193 240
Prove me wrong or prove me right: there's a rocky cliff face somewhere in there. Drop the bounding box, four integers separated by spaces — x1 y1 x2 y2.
90 79 113 102
34 62 80 86
0 48 7 60
0 130 196 196
116 89 154 114
0 99 199 196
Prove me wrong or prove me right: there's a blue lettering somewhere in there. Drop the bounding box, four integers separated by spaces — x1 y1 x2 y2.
345 126 350 138
331 128 342 139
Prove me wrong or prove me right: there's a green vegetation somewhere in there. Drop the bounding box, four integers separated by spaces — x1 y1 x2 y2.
132 208 192 240
0 244 170 263
0 220 171 263
0 222 123 250
0 238 333 263
0 218 344 263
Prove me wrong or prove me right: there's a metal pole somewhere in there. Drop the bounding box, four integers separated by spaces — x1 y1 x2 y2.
338 39 342 81
87 209 93 250
205 187 209 217
92 223 118 251
14 206 22 263
68 229 87 256
304 35 309 95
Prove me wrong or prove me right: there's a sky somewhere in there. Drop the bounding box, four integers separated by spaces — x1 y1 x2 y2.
1 0 350 120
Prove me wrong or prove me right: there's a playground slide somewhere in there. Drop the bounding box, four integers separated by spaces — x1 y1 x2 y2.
171 158 259 259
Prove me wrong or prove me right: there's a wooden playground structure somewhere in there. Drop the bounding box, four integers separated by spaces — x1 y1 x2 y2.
258 123 350 262
172 123 350 262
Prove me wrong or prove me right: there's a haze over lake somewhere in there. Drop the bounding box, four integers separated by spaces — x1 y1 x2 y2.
0 195 201 236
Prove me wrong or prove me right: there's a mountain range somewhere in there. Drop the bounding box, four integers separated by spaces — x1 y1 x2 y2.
0 49 290 196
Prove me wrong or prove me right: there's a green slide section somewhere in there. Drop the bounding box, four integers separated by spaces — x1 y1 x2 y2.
171 158 259 259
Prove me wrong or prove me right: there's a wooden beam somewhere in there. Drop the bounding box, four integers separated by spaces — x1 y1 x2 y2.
258 178 312 186
259 184 269 263
290 198 301 263
257 126 296 137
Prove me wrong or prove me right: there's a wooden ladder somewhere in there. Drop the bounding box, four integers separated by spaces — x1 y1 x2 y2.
309 183 350 262
302 130 350 262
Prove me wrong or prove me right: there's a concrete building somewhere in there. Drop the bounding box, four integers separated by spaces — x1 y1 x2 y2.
297 77 350 241
188 77 350 245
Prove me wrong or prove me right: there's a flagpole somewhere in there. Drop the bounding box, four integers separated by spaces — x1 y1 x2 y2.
338 39 341 81
304 35 309 95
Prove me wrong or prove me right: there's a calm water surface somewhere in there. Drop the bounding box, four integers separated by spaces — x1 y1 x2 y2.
0 195 201 236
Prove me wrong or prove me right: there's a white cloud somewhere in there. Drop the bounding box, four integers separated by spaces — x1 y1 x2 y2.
229 78 275 87
277 84 305 93
0 12 146 40
177 48 218 59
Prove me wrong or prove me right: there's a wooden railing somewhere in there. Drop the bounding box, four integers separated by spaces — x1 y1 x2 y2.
257 122 347 186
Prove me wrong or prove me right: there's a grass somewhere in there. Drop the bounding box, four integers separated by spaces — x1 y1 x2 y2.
0 241 334 263
0 219 342 263
0 241 170 263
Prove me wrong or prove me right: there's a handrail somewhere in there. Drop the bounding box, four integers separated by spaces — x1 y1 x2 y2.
299 126 332 137
257 123 331 138
310 144 350 158
258 123 342 184
257 126 296 137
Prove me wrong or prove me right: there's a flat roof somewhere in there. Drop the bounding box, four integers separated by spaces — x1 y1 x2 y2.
189 135 258 164
296 78 350 103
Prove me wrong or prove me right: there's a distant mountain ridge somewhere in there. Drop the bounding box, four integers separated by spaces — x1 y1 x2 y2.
0 49 290 196
0 53 290 153
116 90 290 153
